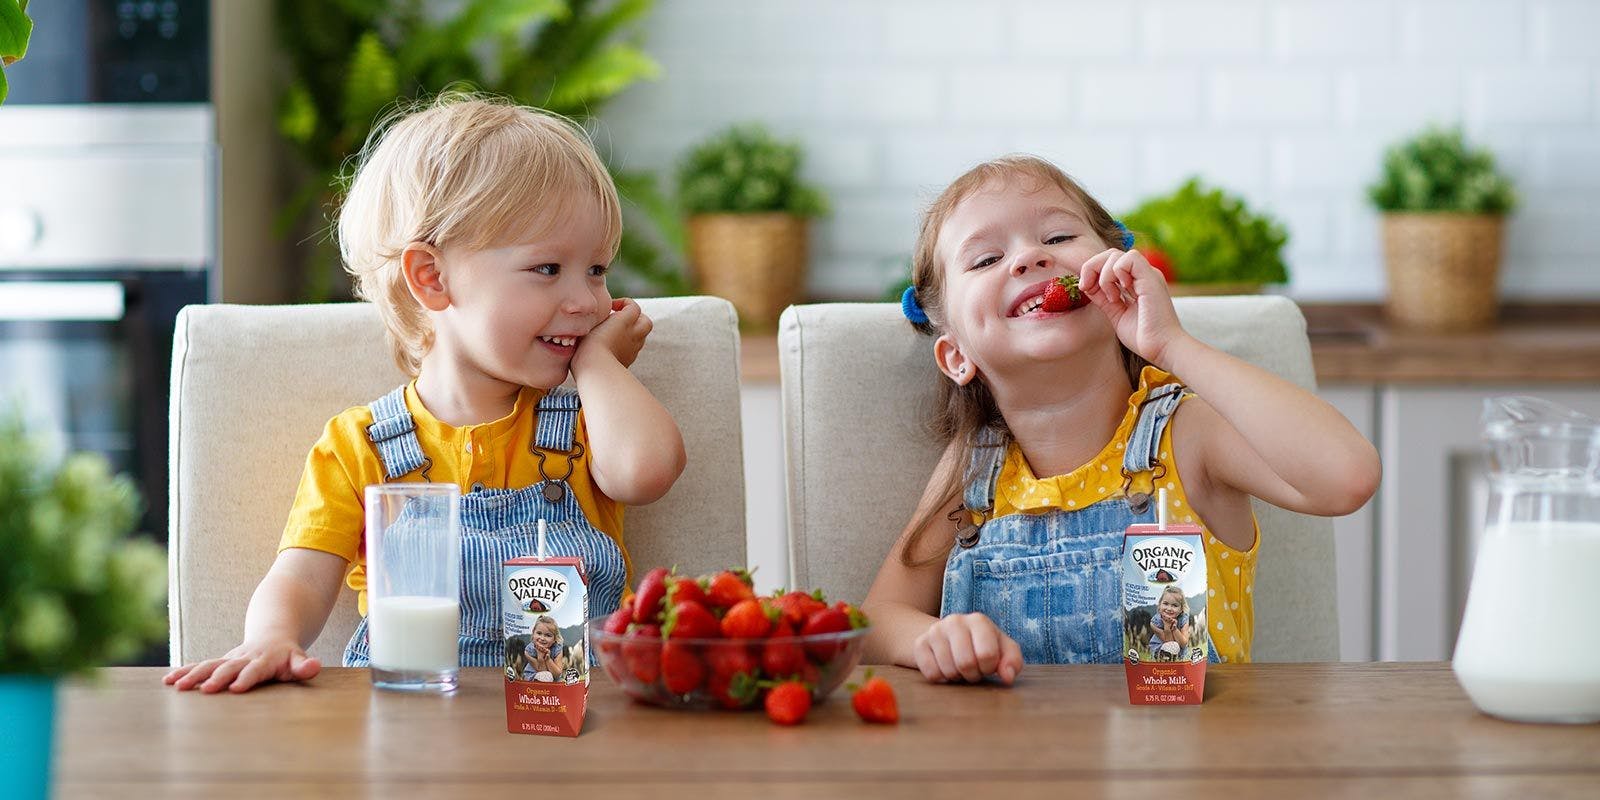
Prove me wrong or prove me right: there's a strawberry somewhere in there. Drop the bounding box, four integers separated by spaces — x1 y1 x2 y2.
705 569 756 610
1040 275 1089 313
1144 247 1176 283
632 567 671 625
598 597 635 663
704 642 759 679
800 607 853 661
720 598 776 639
707 668 761 710
666 575 709 608
774 590 828 628
761 620 806 679
848 669 900 724
662 599 720 640
621 623 662 685
764 680 812 726
660 640 705 695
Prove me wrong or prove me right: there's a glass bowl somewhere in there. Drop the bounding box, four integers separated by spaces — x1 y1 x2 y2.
587 617 869 710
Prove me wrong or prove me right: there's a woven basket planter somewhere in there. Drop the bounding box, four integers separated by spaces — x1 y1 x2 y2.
1382 213 1506 331
687 212 810 330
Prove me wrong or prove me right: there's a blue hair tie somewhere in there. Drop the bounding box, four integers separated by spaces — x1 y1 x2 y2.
1113 220 1135 250
901 285 929 325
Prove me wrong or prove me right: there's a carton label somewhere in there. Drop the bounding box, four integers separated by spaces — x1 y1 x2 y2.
1123 526 1207 705
503 556 588 736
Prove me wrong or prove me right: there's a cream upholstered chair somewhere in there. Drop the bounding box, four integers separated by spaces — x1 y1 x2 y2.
168 296 745 666
778 296 1338 662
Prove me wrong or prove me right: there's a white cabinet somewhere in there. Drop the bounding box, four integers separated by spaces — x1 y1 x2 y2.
1376 386 1600 662
1320 385 1379 662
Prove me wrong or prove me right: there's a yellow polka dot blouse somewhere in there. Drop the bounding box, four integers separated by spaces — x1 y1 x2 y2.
983 367 1260 663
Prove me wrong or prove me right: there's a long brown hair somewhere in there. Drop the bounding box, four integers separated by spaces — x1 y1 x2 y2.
900 155 1146 567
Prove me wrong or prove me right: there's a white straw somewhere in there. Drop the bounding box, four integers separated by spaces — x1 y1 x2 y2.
537 519 548 560
1157 488 1170 530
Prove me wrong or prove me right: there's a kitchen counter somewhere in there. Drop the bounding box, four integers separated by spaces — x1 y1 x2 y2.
739 303 1600 384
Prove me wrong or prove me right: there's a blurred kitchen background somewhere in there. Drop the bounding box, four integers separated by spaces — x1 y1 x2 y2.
3 0 1599 664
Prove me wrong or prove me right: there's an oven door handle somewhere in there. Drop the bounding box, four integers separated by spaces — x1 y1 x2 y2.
0 281 126 322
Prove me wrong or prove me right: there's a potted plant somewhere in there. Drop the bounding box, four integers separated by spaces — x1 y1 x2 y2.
1120 178 1289 295
274 0 685 300
0 412 168 800
0 0 28 103
677 124 829 330
1367 126 1517 330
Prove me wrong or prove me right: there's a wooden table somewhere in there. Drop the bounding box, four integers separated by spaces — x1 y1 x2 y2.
55 664 1600 798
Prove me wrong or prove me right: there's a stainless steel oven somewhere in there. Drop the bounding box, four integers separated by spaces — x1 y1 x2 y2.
5 0 209 105
3 1 214 668
1 102 215 535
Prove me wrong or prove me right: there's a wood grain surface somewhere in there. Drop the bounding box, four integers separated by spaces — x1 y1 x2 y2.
52 664 1600 798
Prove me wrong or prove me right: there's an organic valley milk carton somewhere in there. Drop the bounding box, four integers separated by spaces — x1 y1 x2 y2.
1122 490 1207 705
503 523 589 736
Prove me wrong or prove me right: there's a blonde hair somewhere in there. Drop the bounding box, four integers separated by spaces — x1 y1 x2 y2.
901 155 1146 567
1159 586 1189 615
337 91 623 375
532 615 563 646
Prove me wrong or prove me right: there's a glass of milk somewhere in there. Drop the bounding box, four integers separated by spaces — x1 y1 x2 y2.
1454 397 1600 723
365 483 461 692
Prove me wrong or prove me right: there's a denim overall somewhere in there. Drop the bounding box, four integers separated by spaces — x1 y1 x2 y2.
343 386 627 667
940 382 1219 665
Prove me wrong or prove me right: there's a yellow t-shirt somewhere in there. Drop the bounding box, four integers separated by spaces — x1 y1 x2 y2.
979 366 1260 663
278 382 628 616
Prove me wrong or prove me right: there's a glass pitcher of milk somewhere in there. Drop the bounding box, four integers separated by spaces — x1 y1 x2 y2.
1453 397 1600 723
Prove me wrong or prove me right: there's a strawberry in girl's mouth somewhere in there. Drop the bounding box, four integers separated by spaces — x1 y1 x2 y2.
1037 276 1089 314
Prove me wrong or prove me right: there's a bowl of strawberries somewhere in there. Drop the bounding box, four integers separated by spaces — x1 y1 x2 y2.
589 567 870 710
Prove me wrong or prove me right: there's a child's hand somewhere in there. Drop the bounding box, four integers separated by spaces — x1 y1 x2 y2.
912 613 1024 685
163 638 321 693
574 298 652 371
1078 248 1190 366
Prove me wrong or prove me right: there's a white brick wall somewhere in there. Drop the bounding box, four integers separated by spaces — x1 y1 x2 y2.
599 0 1600 300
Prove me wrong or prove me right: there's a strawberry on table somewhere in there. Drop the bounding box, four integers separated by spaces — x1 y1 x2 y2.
705 569 756 610
1040 275 1089 313
764 680 812 726
848 669 900 724
632 567 671 625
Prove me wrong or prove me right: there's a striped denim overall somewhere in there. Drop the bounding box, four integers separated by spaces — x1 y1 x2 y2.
343 386 627 667
940 382 1218 665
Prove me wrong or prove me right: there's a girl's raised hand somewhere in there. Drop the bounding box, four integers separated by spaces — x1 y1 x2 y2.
1078 248 1188 366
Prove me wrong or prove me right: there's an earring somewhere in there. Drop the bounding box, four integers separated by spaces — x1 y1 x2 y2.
958 366 967 376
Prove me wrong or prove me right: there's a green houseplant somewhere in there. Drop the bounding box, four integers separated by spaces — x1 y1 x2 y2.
1120 178 1289 295
0 412 168 800
0 0 30 104
1367 125 1517 330
275 0 686 300
677 124 828 329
